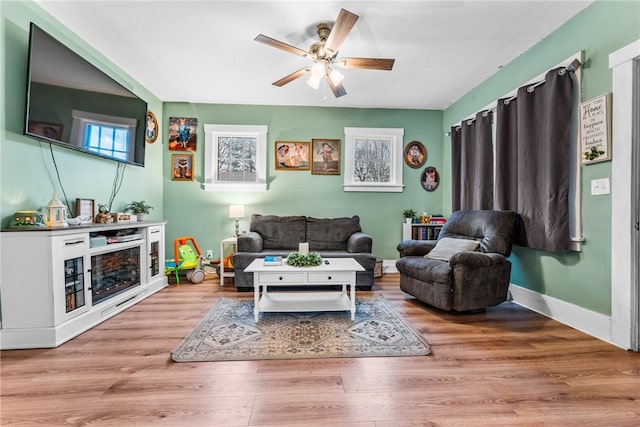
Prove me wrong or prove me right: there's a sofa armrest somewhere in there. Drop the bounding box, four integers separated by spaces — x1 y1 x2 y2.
397 240 437 257
449 251 506 268
347 232 372 253
237 232 263 252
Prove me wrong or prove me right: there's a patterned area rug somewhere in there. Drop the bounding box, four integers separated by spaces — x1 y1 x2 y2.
171 295 431 361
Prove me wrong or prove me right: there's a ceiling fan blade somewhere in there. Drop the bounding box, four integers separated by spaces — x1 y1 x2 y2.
336 57 395 70
272 68 310 87
326 78 347 98
254 34 309 58
324 9 359 56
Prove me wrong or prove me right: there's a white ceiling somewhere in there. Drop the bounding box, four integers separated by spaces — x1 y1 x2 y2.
35 0 593 110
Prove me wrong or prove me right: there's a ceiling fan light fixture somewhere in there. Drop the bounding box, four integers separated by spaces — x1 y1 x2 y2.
310 61 325 77
328 68 344 86
307 73 322 90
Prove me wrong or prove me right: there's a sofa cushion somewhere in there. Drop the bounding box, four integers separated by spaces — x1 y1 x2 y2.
306 216 361 251
426 237 479 261
250 214 306 250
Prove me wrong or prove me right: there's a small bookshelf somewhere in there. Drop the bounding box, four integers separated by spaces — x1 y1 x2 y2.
402 223 444 241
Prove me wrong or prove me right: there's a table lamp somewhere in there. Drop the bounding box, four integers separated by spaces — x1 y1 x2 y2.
228 204 245 237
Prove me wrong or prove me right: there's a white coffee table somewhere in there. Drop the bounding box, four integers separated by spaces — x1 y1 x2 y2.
245 257 364 322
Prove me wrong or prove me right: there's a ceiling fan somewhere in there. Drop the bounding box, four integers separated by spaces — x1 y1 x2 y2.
254 8 395 98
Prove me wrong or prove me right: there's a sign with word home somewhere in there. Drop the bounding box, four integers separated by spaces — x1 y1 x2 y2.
580 93 612 164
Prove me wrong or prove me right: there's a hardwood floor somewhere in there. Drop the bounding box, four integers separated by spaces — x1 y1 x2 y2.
1 273 638 426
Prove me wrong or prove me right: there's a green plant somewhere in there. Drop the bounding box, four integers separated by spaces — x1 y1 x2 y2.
124 200 153 215
286 251 322 267
403 209 416 219
584 146 605 161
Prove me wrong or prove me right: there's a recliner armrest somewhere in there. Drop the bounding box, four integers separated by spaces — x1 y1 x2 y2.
449 251 506 268
397 240 437 257
237 232 263 252
347 232 372 253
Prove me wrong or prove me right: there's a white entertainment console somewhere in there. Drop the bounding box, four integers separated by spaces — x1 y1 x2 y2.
0 221 167 349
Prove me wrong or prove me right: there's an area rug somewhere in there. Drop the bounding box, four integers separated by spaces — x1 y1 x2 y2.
171 295 431 362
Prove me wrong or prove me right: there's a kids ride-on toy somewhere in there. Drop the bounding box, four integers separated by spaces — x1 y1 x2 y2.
165 236 206 285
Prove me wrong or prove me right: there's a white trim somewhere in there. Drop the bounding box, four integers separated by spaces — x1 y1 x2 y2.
508 284 618 348
343 127 404 192
609 39 640 351
201 124 268 192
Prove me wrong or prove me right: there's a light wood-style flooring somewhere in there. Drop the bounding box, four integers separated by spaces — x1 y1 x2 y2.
1 273 638 426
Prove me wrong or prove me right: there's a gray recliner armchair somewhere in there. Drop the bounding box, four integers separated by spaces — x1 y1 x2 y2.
396 210 518 312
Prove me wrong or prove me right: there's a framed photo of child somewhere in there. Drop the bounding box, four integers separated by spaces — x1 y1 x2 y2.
311 139 340 175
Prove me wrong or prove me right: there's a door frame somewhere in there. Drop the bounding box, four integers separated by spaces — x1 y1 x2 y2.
609 39 640 351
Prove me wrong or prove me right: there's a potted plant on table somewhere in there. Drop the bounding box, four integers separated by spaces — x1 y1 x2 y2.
403 209 416 224
125 201 153 221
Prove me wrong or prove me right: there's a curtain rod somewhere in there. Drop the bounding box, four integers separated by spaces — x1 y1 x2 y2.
449 54 583 131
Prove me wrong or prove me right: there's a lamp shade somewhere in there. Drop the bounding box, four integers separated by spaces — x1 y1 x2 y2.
228 204 245 218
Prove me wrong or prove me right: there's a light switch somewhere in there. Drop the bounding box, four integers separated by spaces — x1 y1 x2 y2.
591 178 610 195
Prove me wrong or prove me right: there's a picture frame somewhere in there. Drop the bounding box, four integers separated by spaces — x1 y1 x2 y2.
171 153 194 181
145 111 158 143
420 166 440 192
275 141 310 171
311 138 340 175
404 140 427 168
168 117 198 151
75 198 94 223
28 121 63 141
580 93 612 164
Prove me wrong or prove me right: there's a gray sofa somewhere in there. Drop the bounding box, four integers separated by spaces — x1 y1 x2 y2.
396 210 518 312
232 214 376 291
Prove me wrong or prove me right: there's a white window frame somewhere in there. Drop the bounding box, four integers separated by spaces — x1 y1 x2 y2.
202 124 268 192
343 127 404 192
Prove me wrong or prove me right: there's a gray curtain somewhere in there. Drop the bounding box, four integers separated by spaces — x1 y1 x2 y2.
450 125 462 211
495 68 573 252
452 110 494 210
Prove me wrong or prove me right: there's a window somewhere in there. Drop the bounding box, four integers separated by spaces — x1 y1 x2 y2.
202 124 267 192
70 110 137 160
343 127 404 192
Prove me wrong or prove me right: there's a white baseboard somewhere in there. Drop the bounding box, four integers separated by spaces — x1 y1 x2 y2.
508 284 621 348
382 259 398 273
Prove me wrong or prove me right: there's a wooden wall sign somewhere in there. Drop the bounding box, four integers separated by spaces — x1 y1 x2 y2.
580 93 612 164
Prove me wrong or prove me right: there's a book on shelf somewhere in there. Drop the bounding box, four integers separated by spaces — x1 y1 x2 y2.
263 256 283 266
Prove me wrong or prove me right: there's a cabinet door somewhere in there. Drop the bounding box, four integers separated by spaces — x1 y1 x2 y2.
146 226 164 282
53 234 91 323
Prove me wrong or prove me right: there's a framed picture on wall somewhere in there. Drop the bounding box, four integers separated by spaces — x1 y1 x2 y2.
146 111 158 143
171 154 194 181
404 141 427 168
421 166 439 192
168 117 197 151
275 141 310 171
311 139 340 175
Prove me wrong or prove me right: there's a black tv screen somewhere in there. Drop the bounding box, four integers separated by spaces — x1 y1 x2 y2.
24 23 147 167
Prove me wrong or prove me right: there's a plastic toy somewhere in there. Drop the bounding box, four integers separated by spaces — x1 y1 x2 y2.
165 236 206 285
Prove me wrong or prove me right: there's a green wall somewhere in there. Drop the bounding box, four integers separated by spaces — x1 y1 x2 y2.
4 0 639 317
1 1 164 228
443 0 640 315
162 104 443 260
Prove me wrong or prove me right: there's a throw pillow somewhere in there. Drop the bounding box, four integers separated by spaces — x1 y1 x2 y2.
426 237 479 261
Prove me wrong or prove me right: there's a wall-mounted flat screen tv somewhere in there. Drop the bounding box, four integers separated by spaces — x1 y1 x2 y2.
24 23 147 167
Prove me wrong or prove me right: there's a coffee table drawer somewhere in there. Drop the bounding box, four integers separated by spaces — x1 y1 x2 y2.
257 272 307 283
307 272 352 283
